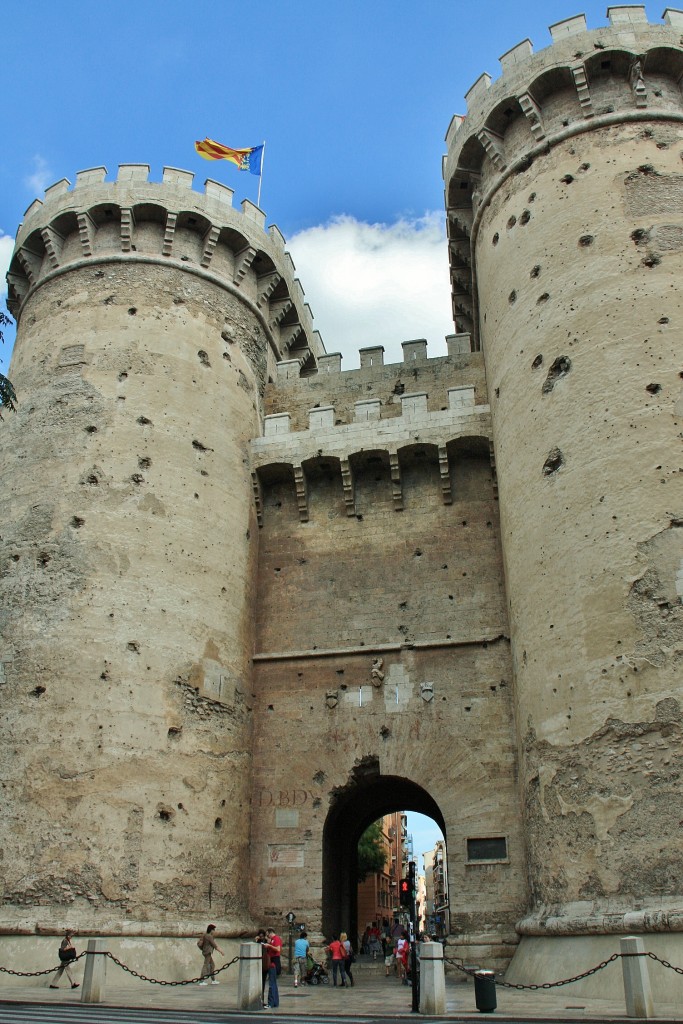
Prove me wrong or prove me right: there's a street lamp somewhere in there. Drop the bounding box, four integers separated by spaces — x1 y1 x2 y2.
285 912 296 974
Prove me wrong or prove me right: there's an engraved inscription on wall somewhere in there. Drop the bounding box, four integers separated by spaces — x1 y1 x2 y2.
268 844 305 868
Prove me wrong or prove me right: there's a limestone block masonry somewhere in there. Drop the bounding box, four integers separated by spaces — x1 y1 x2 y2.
445 5 683 995
0 165 322 940
1 6 682 1003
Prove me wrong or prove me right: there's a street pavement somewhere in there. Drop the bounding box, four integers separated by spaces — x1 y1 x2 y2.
0 966 680 1022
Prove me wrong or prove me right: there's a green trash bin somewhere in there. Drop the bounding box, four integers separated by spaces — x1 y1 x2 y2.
473 969 496 1012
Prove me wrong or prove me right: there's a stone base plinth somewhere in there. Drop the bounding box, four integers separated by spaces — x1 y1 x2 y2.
505 934 683 1005
0 935 246 992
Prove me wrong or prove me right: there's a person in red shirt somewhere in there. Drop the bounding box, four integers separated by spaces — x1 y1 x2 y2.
396 931 410 985
326 934 347 987
264 929 282 1007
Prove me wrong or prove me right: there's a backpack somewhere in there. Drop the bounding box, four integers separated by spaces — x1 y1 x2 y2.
59 947 76 962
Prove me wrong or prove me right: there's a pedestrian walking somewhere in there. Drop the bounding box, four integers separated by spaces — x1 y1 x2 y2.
293 930 309 987
49 931 79 990
396 930 410 984
197 924 224 984
367 921 382 958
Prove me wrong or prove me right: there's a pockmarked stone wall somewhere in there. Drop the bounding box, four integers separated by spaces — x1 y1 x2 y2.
0 166 322 937
444 7 683 984
2 6 682 997
249 357 526 970
476 122 683 912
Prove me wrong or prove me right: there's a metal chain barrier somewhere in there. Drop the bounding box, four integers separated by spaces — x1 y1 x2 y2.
444 949 683 990
0 950 240 987
0 951 88 978
98 951 240 986
644 951 683 977
4 948 682 988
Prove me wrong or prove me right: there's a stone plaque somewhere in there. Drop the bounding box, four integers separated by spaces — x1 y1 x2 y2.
275 808 299 828
268 844 305 868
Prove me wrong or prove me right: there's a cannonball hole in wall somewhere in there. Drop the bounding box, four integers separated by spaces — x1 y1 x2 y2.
543 448 564 476
542 356 572 394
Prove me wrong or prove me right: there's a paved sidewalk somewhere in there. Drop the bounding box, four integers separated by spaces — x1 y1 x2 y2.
0 969 680 1021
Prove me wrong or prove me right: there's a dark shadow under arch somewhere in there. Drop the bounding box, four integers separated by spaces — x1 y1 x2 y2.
322 759 445 944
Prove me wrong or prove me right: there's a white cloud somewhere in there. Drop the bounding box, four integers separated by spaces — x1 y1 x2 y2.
25 155 53 196
0 212 456 371
287 212 454 368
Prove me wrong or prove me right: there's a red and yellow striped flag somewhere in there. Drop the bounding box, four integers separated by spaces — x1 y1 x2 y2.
194 138 263 175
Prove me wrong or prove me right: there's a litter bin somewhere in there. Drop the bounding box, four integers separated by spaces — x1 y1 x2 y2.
473 969 496 1012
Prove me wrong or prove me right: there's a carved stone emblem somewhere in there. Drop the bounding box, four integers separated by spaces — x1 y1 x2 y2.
421 682 434 702
325 689 339 709
370 658 385 688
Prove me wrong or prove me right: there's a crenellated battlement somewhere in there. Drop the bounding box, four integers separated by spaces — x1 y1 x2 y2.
261 381 481 437
250 382 493 523
7 163 324 367
278 332 473 382
448 7 683 138
443 6 683 342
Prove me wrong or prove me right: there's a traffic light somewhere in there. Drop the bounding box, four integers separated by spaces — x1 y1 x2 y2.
399 878 411 907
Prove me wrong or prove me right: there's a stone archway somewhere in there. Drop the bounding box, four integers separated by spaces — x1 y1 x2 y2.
321 757 445 944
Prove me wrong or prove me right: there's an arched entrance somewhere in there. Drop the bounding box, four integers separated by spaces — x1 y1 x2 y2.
322 757 445 944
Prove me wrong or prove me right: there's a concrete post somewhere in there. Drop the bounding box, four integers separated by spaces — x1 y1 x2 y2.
621 935 655 1019
419 941 446 1015
238 941 264 1011
80 938 107 1003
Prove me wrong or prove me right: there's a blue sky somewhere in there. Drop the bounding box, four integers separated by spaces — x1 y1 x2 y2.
0 0 649 377
406 813 444 874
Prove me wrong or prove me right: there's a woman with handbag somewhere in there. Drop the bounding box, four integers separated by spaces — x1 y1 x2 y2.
326 934 347 987
340 931 355 986
49 930 79 989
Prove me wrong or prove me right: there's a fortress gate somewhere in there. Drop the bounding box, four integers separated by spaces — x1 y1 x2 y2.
1 7 682 1000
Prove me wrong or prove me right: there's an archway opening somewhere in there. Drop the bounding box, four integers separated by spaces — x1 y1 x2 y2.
321 758 445 946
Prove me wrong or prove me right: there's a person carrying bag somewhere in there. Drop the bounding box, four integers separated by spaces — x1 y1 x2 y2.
50 930 80 990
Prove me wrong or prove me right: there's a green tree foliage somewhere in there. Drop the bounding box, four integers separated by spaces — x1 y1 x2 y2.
357 821 387 882
0 311 17 418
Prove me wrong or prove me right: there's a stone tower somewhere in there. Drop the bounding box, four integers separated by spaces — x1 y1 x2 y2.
0 165 322 942
445 6 683 979
1 4 682 1002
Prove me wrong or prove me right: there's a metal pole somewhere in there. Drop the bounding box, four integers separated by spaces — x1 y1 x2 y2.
409 860 419 1011
257 141 265 208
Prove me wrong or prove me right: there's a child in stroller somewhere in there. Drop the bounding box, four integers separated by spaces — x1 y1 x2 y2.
304 955 329 985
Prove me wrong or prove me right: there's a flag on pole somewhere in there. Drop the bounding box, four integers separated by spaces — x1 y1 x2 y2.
194 138 264 176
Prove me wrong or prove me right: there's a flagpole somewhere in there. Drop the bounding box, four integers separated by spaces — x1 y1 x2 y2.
257 141 265 208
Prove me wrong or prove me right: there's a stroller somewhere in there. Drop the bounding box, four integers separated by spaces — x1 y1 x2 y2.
304 956 329 985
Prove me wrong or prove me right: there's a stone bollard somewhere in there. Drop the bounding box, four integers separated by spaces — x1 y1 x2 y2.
238 941 264 1011
81 938 107 1003
419 941 446 1015
621 935 654 1019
